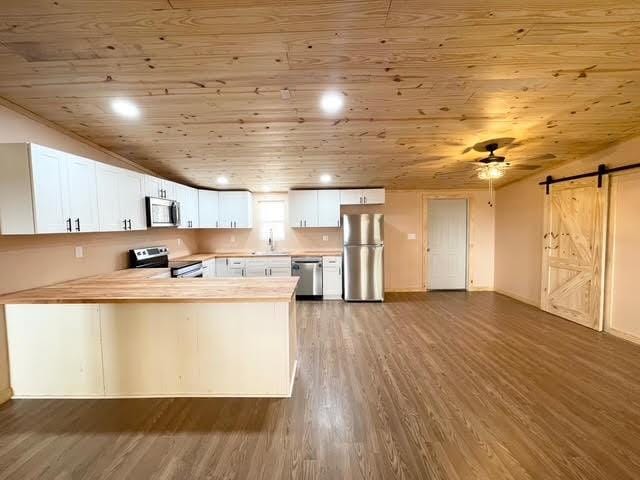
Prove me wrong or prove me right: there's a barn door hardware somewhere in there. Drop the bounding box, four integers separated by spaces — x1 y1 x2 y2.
539 162 640 194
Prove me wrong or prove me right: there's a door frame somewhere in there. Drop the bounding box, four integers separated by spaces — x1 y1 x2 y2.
422 194 470 291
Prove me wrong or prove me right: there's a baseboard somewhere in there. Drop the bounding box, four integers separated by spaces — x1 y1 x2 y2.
468 286 493 292
606 328 640 346
0 386 13 405
494 289 540 308
385 287 425 293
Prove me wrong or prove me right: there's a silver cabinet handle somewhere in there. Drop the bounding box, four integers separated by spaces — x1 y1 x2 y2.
123 219 128 230
269 267 272 276
304 219 306 227
264 268 267 276
364 196 367 204
127 219 132 230
75 218 81 232
216 220 218 228
66 218 72 232
359 196 362 204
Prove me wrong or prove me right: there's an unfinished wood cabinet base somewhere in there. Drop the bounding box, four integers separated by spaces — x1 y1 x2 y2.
5 300 297 398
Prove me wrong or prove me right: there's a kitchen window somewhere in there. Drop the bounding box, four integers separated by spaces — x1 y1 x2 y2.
258 200 285 241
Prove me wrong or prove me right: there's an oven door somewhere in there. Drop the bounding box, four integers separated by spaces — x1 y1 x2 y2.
146 197 180 227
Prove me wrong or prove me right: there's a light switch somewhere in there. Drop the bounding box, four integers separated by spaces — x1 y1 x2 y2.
75 246 84 258
322 235 329 241
407 233 417 240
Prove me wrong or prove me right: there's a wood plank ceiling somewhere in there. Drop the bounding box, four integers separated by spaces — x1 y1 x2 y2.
0 0 639 190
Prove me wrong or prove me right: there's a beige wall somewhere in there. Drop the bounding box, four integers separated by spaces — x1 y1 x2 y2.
198 190 495 292
494 136 640 342
0 103 197 403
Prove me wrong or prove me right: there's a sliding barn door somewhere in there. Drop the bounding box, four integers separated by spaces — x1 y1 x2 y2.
541 178 608 330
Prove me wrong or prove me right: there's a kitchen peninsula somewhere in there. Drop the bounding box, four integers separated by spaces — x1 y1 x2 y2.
0 270 298 399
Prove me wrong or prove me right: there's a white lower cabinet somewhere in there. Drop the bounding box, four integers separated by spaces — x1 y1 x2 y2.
202 259 216 278
322 256 343 299
215 256 291 277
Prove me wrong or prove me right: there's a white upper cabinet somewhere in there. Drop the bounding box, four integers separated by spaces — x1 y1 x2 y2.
144 175 177 200
340 188 385 205
317 190 341 227
176 184 199 229
288 190 318 228
66 153 100 233
219 191 253 228
97 164 145 232
29 144 99 234
198 190 219 228
29 144 70 234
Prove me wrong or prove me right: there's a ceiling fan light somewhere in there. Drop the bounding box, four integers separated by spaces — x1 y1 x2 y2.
478 163 505 180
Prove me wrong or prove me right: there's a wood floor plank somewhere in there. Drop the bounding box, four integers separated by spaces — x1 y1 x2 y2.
0 292 639 479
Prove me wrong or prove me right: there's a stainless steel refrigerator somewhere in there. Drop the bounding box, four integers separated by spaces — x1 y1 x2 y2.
343 214 384 301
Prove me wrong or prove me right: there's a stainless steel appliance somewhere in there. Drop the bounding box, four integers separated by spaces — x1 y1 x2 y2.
146 196 180 228
343 214 384 301
291 257 323 298
129 245 203 278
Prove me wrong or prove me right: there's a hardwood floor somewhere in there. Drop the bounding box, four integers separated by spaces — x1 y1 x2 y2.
1 292 639 479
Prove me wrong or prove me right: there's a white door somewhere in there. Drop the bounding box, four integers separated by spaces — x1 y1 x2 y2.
427 199 467 290
289 190 317 227
67 154 99 233
30 144 69 233
199 190 219 228
119 169 145 230
96 164 124 232
362 188 385 205
340 189 363 205
220 191 253 228
318 190 340 227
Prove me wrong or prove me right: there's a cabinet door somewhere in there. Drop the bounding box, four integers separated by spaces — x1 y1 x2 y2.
189 187 199 228
96 164 124 232
220 191 253 228
163 180 178 201
245 258 267 277
318 190 341 227
289 190 317 227
339 189 363 205
67 154 99 232
322 256 343 298
198 190 219 228
288 190 305 227
30 144 69 233
119 169 146 230
202 259 216 278
175 184 190 228
144 175 162 198
215 258 229 277
362 188 385 205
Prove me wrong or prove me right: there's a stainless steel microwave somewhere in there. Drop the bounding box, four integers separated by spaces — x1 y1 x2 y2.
145 196 180 228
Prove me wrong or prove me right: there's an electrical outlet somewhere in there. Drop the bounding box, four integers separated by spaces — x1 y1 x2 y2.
75 246 84 258
177 238 182 246
407 233 417 240
230 235 236 243
322 235 329 241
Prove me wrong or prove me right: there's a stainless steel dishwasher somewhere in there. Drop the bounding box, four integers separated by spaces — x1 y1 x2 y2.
291 257 323 298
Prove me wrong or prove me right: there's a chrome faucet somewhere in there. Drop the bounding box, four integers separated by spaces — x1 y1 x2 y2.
267 228 275 252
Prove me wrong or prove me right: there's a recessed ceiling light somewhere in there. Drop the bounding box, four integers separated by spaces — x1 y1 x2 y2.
320 91 344 114
111 99 140 118
216 176 229 185
320 174 332 183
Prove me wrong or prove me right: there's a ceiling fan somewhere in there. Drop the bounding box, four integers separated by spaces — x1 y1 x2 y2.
475 143 509 180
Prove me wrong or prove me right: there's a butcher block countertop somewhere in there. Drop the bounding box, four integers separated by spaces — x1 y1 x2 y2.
175 250 343 262
0 269 299 304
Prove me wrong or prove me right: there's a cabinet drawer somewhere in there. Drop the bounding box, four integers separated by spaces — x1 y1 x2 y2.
322 256 342 267
267 256 292 268
269 266 292 277
227 258 246 268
